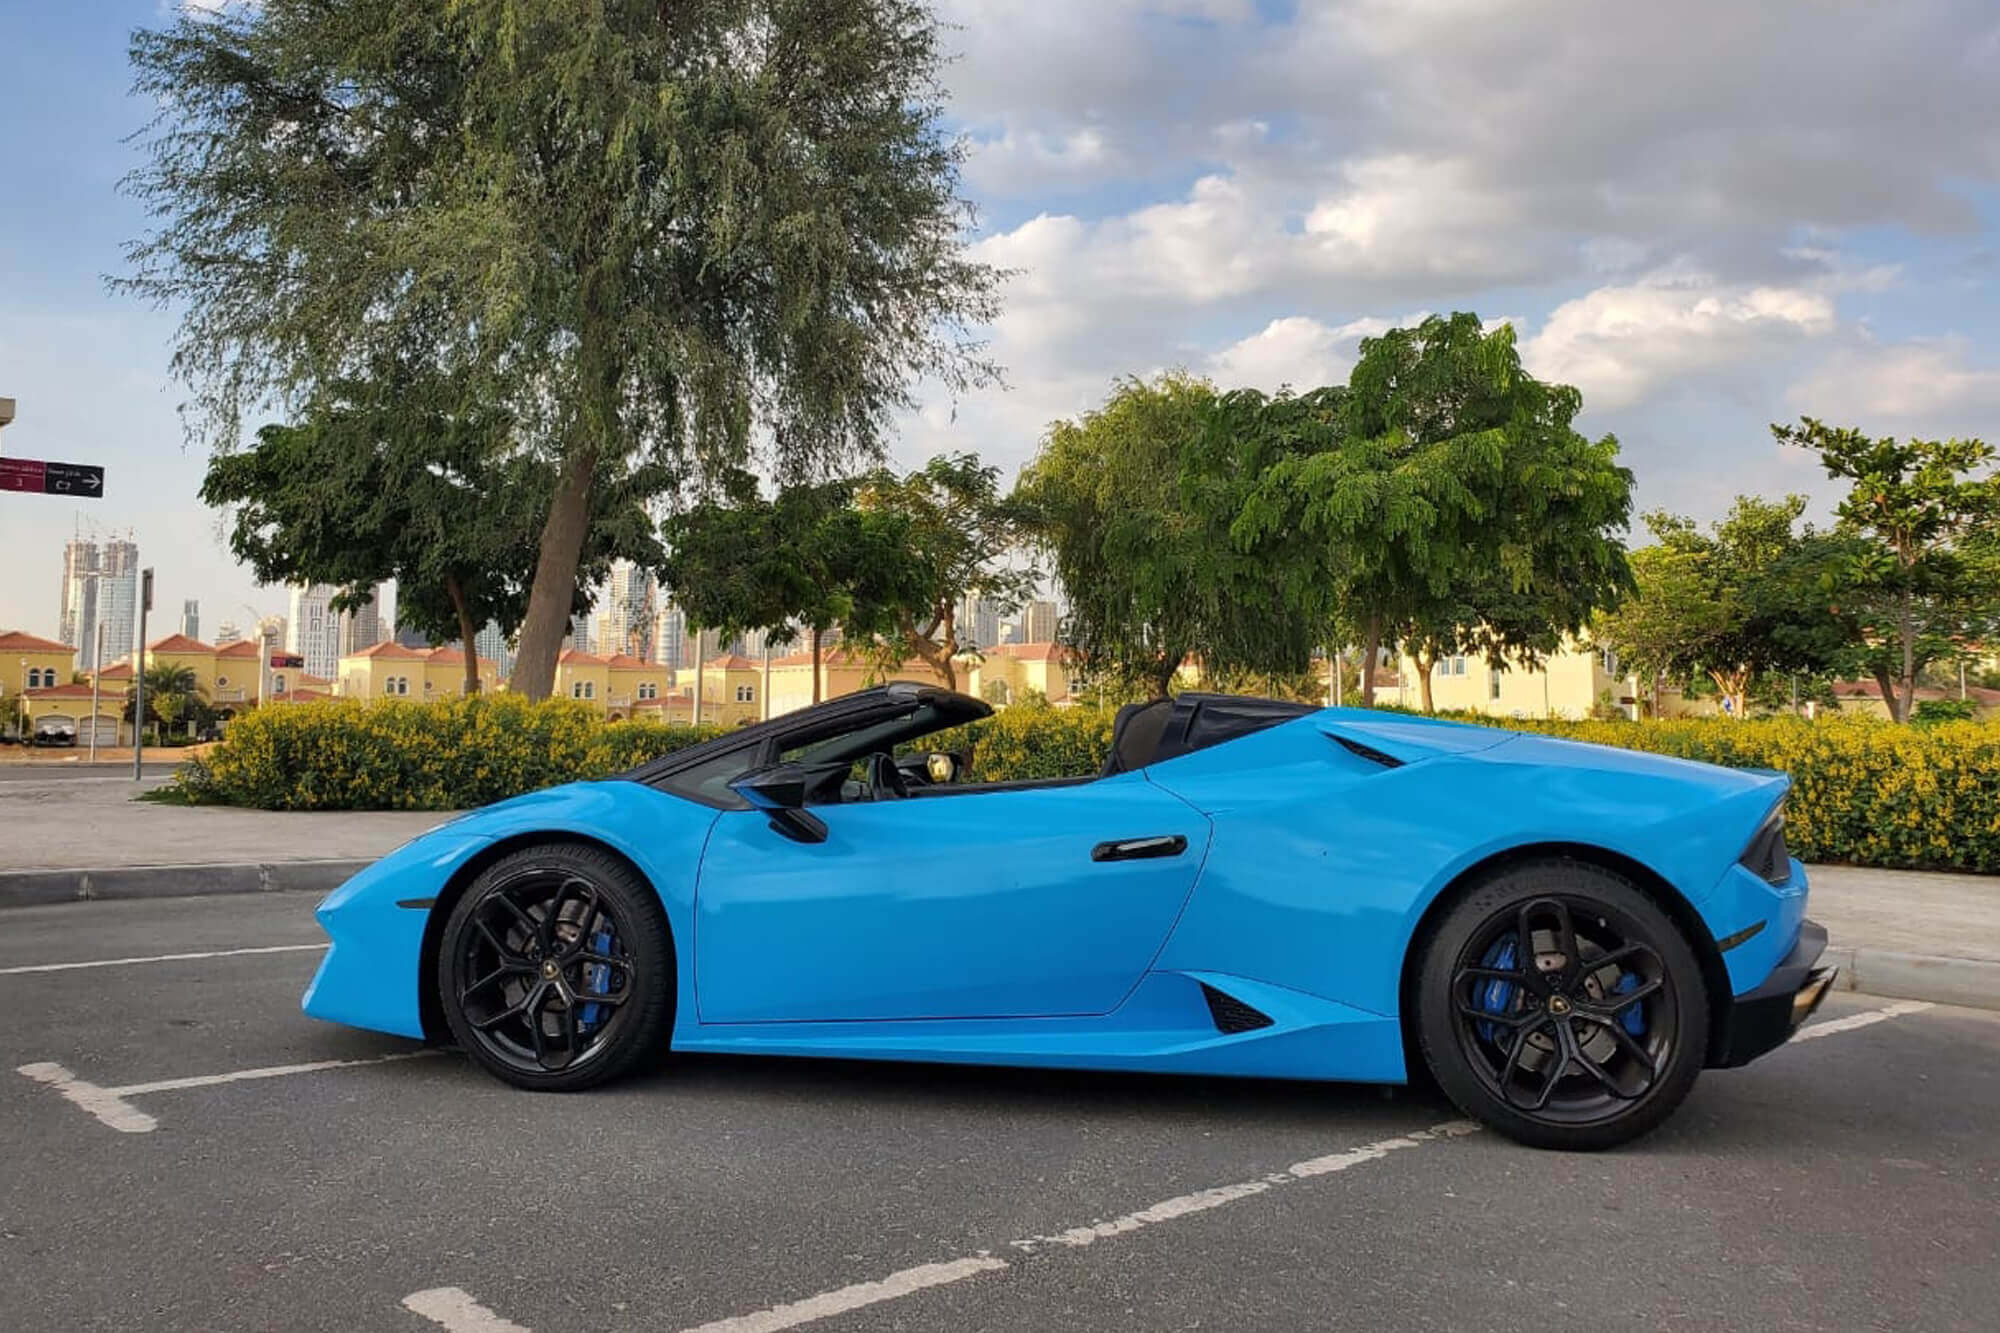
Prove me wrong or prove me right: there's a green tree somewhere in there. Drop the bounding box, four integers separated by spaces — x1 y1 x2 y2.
123 0 999 700
1020 375 1322 698
857 454 1035 691
1772 418 2000 722
1237 314 1634 709
658 472 920 703
1594 496 1843 717
201 365 663 695
127 664 206 742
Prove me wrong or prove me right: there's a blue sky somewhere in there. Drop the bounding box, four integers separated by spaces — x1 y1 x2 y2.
4 0 1999 638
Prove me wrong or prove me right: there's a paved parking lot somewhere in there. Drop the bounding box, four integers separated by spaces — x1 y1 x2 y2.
4 891 1997 1332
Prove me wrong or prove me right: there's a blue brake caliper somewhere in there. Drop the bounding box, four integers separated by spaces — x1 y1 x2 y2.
579 928 614 1031
1612 970 1646 1036
1474 937 1518 1043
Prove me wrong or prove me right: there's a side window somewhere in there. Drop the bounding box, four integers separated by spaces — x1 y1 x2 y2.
656 744 766 809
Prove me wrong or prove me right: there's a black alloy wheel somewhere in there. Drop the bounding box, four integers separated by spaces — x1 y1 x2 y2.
1414 859 1710 1150
440 842 674 1091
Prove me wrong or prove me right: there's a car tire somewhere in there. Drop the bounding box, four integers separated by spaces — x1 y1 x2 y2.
439 842 675 1092
1413 858 1710 1151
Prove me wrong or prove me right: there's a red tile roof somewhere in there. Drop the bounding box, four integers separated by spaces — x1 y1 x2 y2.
346 641 425 661
983 641 1068 663
558 649 609 666
22 683 96 699
96 661 134 680
0 630 73 654
705 653 760 670
605 653 655 670
215 639 262 659
147 633 216 654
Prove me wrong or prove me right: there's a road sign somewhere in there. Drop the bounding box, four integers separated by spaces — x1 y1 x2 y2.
270 653 306 669
0 456 105 497
0 458 44 493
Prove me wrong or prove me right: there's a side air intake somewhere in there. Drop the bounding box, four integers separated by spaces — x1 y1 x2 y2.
1200 983 1275 1035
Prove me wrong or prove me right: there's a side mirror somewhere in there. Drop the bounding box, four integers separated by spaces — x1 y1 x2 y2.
729 763 829 844
925 752 959 784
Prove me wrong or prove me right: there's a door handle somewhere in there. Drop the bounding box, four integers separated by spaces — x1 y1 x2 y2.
1091 834 1189 863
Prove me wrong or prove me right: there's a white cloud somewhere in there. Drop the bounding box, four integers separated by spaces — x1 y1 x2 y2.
1208 315 1402 393
1788 338 2000 427
1522 270 1837 410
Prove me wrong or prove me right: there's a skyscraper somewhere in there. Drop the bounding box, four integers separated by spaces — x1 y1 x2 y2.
180 599 200 641
215 619 243 647
957 595 1003 652
287 584 343 679
1020 599 1059 645
338 588 386 657
591 559 657 661
58 533 140 667
473 621 513 679
652 600 689 670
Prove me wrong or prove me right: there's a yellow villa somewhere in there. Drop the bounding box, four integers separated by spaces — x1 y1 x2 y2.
554 649 613 707
2 630 79 737
418 646 502 700
1395 640 1638 720
963 642 1074 708
604 652 671 719
338 641 430 701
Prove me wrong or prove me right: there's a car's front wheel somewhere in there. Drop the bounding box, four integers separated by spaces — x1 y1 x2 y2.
439 842 674 1091
1413 859 1710 1150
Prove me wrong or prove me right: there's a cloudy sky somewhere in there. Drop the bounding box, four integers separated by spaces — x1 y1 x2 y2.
3 0 1998 636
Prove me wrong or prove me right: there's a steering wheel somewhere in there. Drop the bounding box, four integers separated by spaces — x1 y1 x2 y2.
864 752 909 800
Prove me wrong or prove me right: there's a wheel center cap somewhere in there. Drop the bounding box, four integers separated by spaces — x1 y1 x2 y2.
541 961 559 980
1547 994 1572 1015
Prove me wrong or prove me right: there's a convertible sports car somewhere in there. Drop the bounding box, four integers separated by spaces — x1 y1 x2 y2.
304 684 1833 1150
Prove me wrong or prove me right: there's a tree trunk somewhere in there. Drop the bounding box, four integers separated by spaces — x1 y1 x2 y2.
1152 653 1177 701
511 442 600 700
1415 647 1438 714
810 624 823 705
1869 662 1904 724
1895 585 1917 724
445 572 481 696
1359 617 1382 707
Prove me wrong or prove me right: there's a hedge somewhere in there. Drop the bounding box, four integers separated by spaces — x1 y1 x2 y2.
173 696 2000 873
174 695 729 811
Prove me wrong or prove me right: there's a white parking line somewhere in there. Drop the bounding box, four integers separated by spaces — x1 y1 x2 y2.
403 1286 534 1333
0 943 328 976
678 1257 1011 1333
16 1049 443 1133
406 997 1945 1333
1791 998 1934 1041
16 1062 158 1134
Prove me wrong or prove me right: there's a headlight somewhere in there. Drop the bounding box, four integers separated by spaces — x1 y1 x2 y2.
1739 805 1791 886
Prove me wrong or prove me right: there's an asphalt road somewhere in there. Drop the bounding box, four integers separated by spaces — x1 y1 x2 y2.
3 892 1996 1333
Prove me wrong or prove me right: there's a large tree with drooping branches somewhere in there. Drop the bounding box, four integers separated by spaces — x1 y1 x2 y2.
122 0 1000 698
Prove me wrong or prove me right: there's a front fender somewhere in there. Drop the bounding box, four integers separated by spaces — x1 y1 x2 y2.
303 780 717 1039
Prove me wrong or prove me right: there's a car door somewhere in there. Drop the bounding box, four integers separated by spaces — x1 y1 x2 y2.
693 774 1211 1024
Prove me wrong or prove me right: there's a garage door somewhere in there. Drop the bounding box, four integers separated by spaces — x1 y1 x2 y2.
81 714 120 746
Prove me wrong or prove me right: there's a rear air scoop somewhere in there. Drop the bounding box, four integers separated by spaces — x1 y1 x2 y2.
1315 712 1516 768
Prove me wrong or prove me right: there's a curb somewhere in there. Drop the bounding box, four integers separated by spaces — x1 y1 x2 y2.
0 859 368 910
1821 945 2000 1013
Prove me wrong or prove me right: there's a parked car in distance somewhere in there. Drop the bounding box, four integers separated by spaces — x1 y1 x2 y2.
32 718 78 747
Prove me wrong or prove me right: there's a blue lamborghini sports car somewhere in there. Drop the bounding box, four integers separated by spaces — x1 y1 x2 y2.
304 684 1834 1149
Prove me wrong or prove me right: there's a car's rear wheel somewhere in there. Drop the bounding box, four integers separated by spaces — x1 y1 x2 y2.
1413 859 1709 1150
440 842 674 1091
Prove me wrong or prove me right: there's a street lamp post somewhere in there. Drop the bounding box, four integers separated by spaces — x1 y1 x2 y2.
132 568 153 780
89 618 105 763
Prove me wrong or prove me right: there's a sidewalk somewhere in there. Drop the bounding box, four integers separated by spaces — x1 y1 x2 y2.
0 773 1992 1010
0 773 448 904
